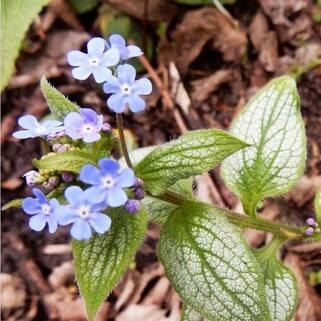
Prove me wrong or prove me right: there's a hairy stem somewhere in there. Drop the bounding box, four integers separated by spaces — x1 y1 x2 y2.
151 190 305 240
116 113 133 168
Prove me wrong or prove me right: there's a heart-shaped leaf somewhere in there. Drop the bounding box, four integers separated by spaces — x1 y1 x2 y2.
221 76 306 216
158 201 270 321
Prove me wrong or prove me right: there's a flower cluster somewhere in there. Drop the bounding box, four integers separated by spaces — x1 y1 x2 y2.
11 34 151 241
305 217 320 236
67 35 152 113
21 158 141 240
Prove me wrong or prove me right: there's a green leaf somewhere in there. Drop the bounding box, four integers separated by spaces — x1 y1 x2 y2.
40 76 80 120
1 0 50 90
69 0 98 14
135 129 249 195
182 306 207 321
33 150 96 173
84 132 116 160
315 188 321 226
157 201 270 321
72 207 148 321
255 241 298 321
221 76 306 216
143 178 195 224
1 198 23 211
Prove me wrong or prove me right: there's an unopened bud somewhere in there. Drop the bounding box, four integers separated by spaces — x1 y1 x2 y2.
57 130 66 138
133 178 144 188
124 200 141 214
305 227 314 236
306 218 317 226
23 170 44 186
102 122 111 132
134 188 145 200
48 176 59 187
62 172 74 183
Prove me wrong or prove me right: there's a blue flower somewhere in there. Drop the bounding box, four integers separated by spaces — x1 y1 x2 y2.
67 37 119 83
55 186 112 240
23 170 43 186
103 64 152 113
64 108 103 143
107 34 143 61
22 188 59 233
13 115 64 139
79 158 135 207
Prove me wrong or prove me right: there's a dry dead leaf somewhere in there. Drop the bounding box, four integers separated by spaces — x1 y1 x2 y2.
105 0 178 22
171 8 247 74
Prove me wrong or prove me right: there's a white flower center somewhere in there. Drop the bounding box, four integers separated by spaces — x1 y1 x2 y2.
101 175 115 188
77 205 91 219
42 204 52 215
89 57 99 66
82 124 94 133
35 126 48 135
121 84 132 95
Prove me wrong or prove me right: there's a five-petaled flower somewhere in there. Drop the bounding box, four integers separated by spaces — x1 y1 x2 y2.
55 186 111 240
107 34 143 61
80 158 135 207
22 188 60 233
67 37 119 83
64 108 103 143
103 64 152 113
13 115 64 139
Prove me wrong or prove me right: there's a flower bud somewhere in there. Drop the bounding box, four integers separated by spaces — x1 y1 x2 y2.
57 130 66 138
306 218 317 226
133 178 144 188
62 172 74 183
305 227 314 236
48 176 59 187
124 200 141 214
102 122 111 132
23 170 44 186
134 188 145 200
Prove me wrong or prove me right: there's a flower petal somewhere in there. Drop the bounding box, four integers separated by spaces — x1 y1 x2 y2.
83 132 101 143
127 94 146 113
18 115 39 129
49 199 60 209
109 34 126 46
89 213 112 234
79 164 102 185
71 219 92 240
84 186 106 203
127 45 143 58
92 66 111 83
107 93 126 113
29 214 46 231
100 48 119 67
32 188 47 203
22 197 41 214
47 215 58 233
107 187 128 207
117 168 135 188
67 50 89 66
117 64 136 84
132 78 152 95
103 76 121 94
42 120 63 128
55 206 79 225
79 108 98 124
12 130 33 139
87 37 106 57
72 66 92 80
99 158 120 175
64 186 85 205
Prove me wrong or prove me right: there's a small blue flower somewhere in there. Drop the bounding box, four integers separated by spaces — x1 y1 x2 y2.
67 37 119 83
107 34 143 61
79 158 135 207
23 170 43 186
64 108 103 143
55 186 111 240
103 64 152 113
22 188 59 233
13 115 64 139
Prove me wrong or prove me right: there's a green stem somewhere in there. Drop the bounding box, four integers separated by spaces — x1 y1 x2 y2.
40 138 50 154
150 190 305 240
116 113 133 168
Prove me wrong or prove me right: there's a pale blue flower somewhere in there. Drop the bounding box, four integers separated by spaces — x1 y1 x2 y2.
103 64 152 113
79 158 135 207
64 108 103 143
23 170 43 186
67 37 119 83
22 188 59 233
107 34 143 61
13 115 64 139
55 186 111 240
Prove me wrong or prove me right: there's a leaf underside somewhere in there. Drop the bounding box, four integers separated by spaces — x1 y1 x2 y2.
72 207 148 321
158 201 270 321
221 76 306 215
135 129 249 195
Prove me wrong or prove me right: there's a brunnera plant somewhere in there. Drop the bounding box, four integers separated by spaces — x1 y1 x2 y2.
3 35 321 321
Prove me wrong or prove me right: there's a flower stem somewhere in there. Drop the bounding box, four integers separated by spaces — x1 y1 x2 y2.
150 190 305 240
40 138 50 154
116 113 133 168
